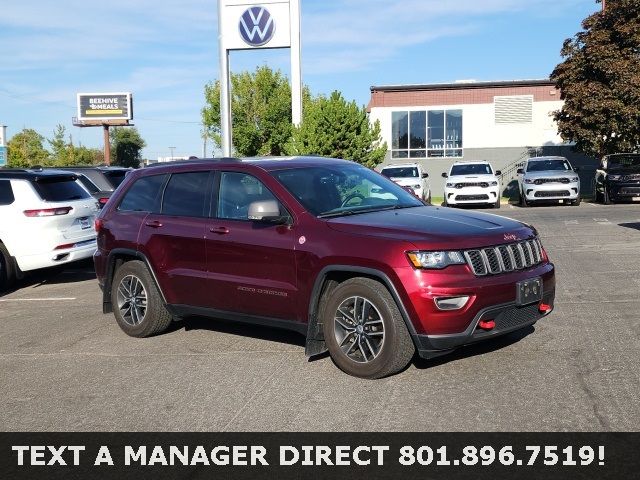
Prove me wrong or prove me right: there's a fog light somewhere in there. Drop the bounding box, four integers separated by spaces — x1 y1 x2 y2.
434 296 469 311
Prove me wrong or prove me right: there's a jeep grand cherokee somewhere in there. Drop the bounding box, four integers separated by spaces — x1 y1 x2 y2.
94 157 555 379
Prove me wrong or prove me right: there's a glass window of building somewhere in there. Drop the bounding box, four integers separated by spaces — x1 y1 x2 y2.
392 109 463 158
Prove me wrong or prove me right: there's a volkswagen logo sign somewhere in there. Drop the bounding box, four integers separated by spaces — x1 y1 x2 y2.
239 6 275 47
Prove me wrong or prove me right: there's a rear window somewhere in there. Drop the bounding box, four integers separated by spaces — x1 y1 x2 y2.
32 177 91 202
77 174 100 194
103 170 128 188
118 174 168 212
0 180 15 205
161 172 210 217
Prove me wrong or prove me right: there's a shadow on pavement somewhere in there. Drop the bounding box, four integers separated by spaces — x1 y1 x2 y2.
1 258 96 297
619 222 640 232
412 325 535 370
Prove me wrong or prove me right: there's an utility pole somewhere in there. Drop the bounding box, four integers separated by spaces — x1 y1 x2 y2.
169 146 176 161
103 125 111 166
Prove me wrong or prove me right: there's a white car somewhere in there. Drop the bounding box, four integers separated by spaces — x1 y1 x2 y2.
379 163 431 202
442 161 501 208
0 168 99 290
517 156 581 207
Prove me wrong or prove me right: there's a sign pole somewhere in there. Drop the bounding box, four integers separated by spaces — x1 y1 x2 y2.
290 0 302 126
103 125 111 166
218 1 232 157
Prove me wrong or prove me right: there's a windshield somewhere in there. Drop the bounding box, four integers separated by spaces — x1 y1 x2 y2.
450 164 493 176
380 166 418 178
605 154 640 171
526 159 572 172
272 165 423 217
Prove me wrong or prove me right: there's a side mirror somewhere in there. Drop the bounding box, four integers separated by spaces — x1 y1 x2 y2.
421 172 429 179
517 168 524 174
573 166 580 172
495 170 502 176
248 200 288 224
441 172 448 178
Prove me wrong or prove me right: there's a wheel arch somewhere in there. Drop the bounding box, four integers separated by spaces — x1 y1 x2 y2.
304 265 419 358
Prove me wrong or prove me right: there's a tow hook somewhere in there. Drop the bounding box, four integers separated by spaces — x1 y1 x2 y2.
539 303 552 314
478 320 495 330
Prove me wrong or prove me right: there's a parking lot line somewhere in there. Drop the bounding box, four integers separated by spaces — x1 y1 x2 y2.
0 297 76 302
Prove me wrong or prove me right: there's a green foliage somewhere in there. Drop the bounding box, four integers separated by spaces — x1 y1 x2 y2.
6 129 50 167
110 127 146 168
551 0 640 157
286 91 387 168
202 65 294 156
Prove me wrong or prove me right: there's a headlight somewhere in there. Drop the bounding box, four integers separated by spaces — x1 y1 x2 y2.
407 251 466 269
446 183 454 188
570 177 579 182
523 178 535 184
413 184 421 190
490 181 498 186
608 174 622 181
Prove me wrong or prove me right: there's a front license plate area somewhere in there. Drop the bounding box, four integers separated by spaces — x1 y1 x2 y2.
516 277 542 306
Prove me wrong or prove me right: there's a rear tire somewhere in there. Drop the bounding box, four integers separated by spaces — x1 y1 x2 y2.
322 277 415 379
0 242 16 293
111 260 172 337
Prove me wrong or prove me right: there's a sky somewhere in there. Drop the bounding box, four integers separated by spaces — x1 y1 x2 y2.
0 0 599 160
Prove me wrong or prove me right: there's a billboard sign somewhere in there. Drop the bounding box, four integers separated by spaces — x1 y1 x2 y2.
0 146 7 167
77 93 133 121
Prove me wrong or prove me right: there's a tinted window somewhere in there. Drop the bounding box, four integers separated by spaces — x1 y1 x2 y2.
273 165 422 217
0 180 15 205
119 174 168 212
77 174 100 194
450 164 493 176
606 154 640 170
162 172 210 217
33 177 91 202
217 172 283 221
103 170 128 187
526 159 571 172
381 167 419 178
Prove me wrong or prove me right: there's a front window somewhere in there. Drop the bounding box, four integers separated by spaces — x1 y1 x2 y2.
217 172 286 221
526 159 572 172
392 109 463 158
605 154 640 171
381 166 419 178
450 163 493 176
272 165 423 218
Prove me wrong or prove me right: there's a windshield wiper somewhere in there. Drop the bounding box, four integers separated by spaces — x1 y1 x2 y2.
317 204 416 219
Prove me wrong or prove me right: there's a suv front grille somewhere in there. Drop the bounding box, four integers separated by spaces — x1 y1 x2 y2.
463 238 543 276
455 182 489 188
534 178 570 185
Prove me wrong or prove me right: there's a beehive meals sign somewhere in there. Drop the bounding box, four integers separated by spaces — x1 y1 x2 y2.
77 93 133 121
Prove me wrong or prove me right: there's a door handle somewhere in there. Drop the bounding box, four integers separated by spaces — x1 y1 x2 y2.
210 226 230 235
145 220 163 228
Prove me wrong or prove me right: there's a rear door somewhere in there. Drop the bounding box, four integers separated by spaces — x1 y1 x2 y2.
138 170 212 307
204 170 298 319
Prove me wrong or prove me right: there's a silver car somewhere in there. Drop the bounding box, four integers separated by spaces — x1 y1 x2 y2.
517 156 581 207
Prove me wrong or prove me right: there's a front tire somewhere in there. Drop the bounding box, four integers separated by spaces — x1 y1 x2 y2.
111 260 172 337
493 198 501 209
603 187 612 205
322 277 415 379
572 196 581 206
520 190 529 208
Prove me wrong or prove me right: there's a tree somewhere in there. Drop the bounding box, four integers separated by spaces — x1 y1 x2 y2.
110 127 146 168
551 0 640 157
202 65 294 156
286 91 387 168
6 128 50 167
48 124 68 165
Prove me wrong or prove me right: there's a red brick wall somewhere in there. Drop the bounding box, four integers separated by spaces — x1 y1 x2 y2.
367 84 560 110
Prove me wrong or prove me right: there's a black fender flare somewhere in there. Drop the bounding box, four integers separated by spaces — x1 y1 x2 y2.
304 265 419 357
102 248 167 313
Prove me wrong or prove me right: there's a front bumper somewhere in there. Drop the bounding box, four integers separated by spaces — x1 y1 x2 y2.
445 186 499 205
608 182 640 200
523 183 579 201
414 288 555 358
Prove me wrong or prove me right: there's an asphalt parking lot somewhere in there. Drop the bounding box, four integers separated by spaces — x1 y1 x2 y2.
1 201 639 432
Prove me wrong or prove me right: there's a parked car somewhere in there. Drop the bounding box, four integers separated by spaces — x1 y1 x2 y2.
441 161 501 208
94 157 555 379
379 163 431 202
594 153 640 204
52 166 132 208
517 156 581 207
0 168 99 291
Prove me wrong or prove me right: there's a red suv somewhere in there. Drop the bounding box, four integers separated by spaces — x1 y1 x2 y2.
94 157 555 378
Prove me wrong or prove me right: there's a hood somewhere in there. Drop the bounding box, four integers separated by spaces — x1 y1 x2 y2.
390 177 423 187
326 206 534 250
523 170 576 179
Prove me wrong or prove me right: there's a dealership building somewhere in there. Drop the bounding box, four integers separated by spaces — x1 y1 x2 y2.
368 79 594 197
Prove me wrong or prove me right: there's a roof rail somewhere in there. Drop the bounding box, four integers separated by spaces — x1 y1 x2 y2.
144 157 241 168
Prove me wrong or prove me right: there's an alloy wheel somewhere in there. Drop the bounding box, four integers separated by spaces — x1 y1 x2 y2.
333 296 385 363
116 275 148 326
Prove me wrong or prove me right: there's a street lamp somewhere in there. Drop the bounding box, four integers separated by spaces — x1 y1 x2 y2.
169 146 176 162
